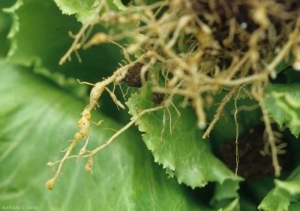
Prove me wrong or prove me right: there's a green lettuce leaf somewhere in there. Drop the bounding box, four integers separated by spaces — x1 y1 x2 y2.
210 180 240 211
258 166 300 211
5 0 123 84
264 84 300 138
53 0 125 23
53 0 99 23
0 60 212 210
126 83 242 190
0 0 15 57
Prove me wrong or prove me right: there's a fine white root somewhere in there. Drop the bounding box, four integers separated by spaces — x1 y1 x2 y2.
203 86 239 138
105 87 125 109
77 136 91 163
233 86 244 177
91 105 165 155
160 109 166 142
58 0 108 65
261 129 287 155
260 100 281 176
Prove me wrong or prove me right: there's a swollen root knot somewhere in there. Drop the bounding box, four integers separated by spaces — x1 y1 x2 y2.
83 32 109 49
84 156 94 173
45 179 55 190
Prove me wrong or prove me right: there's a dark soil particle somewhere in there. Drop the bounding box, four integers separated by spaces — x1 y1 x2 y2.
220 126 291 180
190 0 300 52
151 92 165 104
122 62 148 87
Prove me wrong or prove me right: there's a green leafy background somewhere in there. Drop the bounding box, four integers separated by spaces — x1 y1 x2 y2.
0 60 212 210
1 0 300 210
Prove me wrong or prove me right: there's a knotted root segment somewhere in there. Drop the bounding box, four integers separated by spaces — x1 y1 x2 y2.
47 0 300 189
46 51 166 189
84 154 94 173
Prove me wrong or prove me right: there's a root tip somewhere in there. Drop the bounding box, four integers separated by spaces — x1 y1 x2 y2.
45 179 55 190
